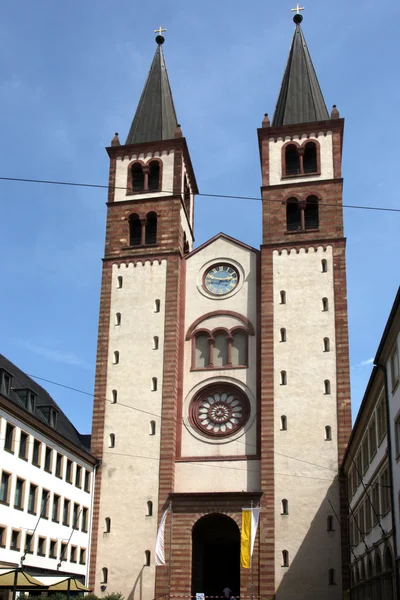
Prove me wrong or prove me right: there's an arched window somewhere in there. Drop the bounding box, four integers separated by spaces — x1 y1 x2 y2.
328 569 336 585
280 416 287 431
231 331 247 366
304 196 319 230
146 501 153 517
195 333 210 368
115 313 121 326
131 163 145 192
154 299 160 313
102 567 108 584
303 142 318 173
280 328 287 342
153 336 159 350
214 332 229 367
323 337 330 352
324 380 331 395
281 499 288 515
280 371 287 385
327 515 334 531
109 433 115 448
111 390 117 404
322 297 329 311
145 550 151 566
282 550 289 567
145 212 157 245
105 517 111 533
367 557 373 579
384 547 393 572
325 426 332 441
280 291 286 304
286 198 302 231
117 276 123 289
321 259 328 273
113 351 119 365
149 421 156 435
129 213 142 246
151 377 157 392
148 161 160 191
285 145 300 175
375 552 382 575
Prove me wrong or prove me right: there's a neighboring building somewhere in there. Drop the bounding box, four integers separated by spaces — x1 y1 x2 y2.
90 13 352 600
0 354 97 583
374 287 400 588
342 366 396 598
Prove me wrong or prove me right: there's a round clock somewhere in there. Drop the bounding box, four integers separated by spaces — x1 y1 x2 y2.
204 264 239 296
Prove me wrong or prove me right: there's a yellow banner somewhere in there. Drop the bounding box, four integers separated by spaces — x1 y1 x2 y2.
240 509 251 568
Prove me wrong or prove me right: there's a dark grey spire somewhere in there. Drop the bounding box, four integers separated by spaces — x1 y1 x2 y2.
272 15 329 127
126 37 178 145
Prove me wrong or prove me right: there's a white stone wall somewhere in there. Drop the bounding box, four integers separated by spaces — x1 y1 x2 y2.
175 237 259 492
269 132 334 186
94 261 166 599
114 151 175 202
0 410 93 577
273 246 342 598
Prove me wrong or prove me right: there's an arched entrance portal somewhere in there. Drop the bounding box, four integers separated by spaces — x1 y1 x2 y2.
192 514 240 597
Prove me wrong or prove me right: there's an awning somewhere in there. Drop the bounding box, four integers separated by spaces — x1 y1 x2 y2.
35 576 90 592
0 569 44 589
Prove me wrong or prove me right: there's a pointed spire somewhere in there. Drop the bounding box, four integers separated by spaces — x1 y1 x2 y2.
126 32 178 145
272 12 329 127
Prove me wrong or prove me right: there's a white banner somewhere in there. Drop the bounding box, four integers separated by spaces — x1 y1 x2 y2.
250 507 260 556
155 507 170 566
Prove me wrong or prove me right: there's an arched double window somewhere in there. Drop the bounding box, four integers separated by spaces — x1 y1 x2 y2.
129 160 161 193
129 212 158 246
286 196 319 231
284 141 318 176
193 329 248 369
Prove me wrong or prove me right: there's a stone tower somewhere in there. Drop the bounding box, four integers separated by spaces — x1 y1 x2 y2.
90 16 351 600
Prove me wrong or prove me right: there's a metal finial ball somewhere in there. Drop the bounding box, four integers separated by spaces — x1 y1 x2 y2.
293 13 303 24
155 35 165 45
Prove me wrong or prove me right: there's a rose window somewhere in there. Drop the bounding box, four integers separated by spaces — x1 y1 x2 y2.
190 384 250 438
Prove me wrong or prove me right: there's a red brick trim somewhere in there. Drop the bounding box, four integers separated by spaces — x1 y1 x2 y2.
281 139 321 178
186 311 255 340
190 326 249 370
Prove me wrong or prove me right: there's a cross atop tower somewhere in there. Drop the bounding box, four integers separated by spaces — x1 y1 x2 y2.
154 26 167 35
291 3 304 14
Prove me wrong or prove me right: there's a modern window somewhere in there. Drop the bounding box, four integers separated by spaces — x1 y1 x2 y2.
44 447 53 473
372 483 380 525
102 568 108 584
111 390 118 404
4 423 15 452
66 459 73 483
25 533 33 554
377 398 387 443
19 432 28 460
322 297 329 311
281 499 288 515
55 453 63 478
150 421 156 435
41 489 50 518
324 380 331 395
80 548 86 565
391 346 399 390
280 371 287 385
60 542 68 562
327 515 334 531
325 426 332 441
280 416 287 431
70 545 77 563
380 469 390 514
362 436 369 474
75 465 82 487
280 290 286 304
329 569 336 585
147 501 153 517
0 526 6 548
0 472 11 504
395 415 400 457
52 494 60 522
145 550 151 566
63 499 70 526
14 478 25 510
28 484 37 514
365 499 372 533
84 471 91 493
32 440 41 467
10 530 21 551
280 328 287 342
282 550 289 567
73 503 80 529
0 370 12 396
49 540 57 559
105 517 111 533
368 417 377 459
82 507 88 532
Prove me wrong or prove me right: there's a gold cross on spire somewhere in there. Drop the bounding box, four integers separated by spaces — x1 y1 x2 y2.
154 26 167 35
291 3 304 14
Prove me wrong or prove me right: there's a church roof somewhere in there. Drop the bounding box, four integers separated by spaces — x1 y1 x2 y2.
272 17 329 127
126 40 178 145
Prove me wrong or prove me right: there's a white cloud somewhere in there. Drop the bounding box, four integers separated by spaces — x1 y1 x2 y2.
13 338 90 369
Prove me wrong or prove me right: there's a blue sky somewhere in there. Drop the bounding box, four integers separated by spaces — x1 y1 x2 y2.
0 0 399 434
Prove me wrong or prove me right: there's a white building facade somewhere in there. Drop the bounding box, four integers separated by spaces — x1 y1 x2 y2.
0 354 97 588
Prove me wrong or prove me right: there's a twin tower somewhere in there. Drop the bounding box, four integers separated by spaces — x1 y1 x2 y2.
89 14 351 600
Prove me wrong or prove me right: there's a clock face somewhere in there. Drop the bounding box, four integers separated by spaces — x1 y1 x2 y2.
204 264 239 296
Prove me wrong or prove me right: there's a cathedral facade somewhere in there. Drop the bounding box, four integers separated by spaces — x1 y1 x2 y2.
89 14 351 600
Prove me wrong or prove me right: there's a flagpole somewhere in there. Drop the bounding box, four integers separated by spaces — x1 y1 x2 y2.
168 501 173 600
250 501 254 600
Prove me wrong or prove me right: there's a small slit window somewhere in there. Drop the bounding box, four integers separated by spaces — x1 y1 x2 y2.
328 568 336 585
109 434 115 448
151 377 158 392
280 291 286 304
153 336 159 350
327 515 334 531
324 380 331 395
147 501 153 516
117 276 123 289
115 313 121 326
280 416 287 431
321 259 328 273
145 212 157 245
323 338 330 352
325 426 332 441
280 371 287 385
105 517 111 533
322 297 329 311
280 328 287 342
154 299 160 313
129 213 142 246
145 550 151 566
113 351 119 365
111 390 117 404
150 421 156 435
102 567 108 584
281 499 288 515
282 550 289 567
